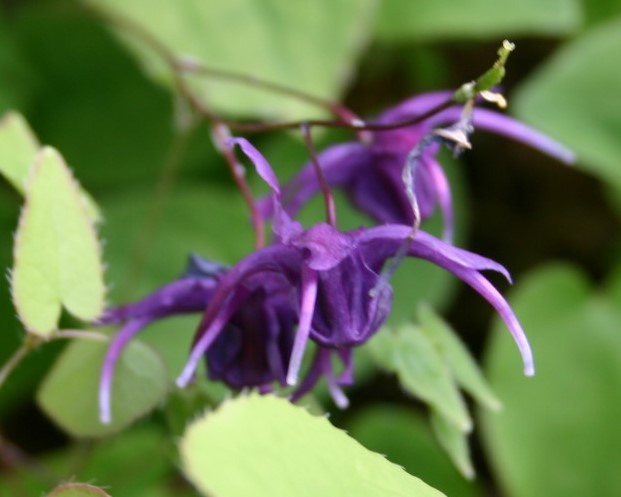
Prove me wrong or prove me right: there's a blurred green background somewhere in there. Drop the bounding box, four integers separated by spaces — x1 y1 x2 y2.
1 0 620 496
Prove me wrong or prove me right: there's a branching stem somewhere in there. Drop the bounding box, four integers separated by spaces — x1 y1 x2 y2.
0 331 108 392
0 336 39 392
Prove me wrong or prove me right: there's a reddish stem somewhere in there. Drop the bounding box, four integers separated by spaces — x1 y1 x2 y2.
175 58 358 122
300 123 337 227
211 124 265 249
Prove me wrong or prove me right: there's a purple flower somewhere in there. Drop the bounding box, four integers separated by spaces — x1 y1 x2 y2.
260 91 575 242
203 273 296 390
99 125 538 420
98 256 301 422
174 138 534 409
97 256 226 423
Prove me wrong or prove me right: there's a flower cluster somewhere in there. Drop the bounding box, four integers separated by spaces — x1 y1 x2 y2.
98 90 573 422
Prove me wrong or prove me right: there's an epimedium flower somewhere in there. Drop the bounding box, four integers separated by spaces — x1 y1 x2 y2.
97 255 226 423
99 131 536 420
98 255 303 422
260 91 575 242
174 137 534 411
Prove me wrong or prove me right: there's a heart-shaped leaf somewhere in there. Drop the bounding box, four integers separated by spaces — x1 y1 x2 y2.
37 338 167 437
12 147 105 336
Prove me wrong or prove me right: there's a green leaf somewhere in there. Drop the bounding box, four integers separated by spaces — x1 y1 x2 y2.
514 18 621 190
481 264 621 497
606 258 621 306
393 324 471 432
13 10 177 190
11 147 105 336
69 425 176 497
418 305 501 411
165 384 220 437
37 338 168 437
181 393 446 497
0 111 39 193
347 405 480 497
101 183 253 298
0 19 33 112
366 326 397 370
582 0 621 26
375 0 580 42
86 0 376 119
46 484 112 497
429 411 474 480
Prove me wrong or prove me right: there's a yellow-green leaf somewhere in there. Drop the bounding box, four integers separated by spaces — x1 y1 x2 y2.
181 393 446 497
12 147 105 336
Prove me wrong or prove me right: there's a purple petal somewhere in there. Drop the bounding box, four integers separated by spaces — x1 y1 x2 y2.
377 91 454 124
424 106 575 165
449 267 534 377
344 151 414 224
286 267 318 386
327 349 354 408
176 244 302 387
289 347 326 403
97 277 217 325
359 226 511 280
290 348 352 408
206 283 295 389
377 91 574 164
227 137 306 242
357 226 533 374
228 137 281 194
471 108 575 164
310 250 392 348
99 317 153 423
197 245 301 318
326 371 350 409
176 288 249 388
336 349 355 384
291 223 357 271
185 254 228 278
272 204 305 244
